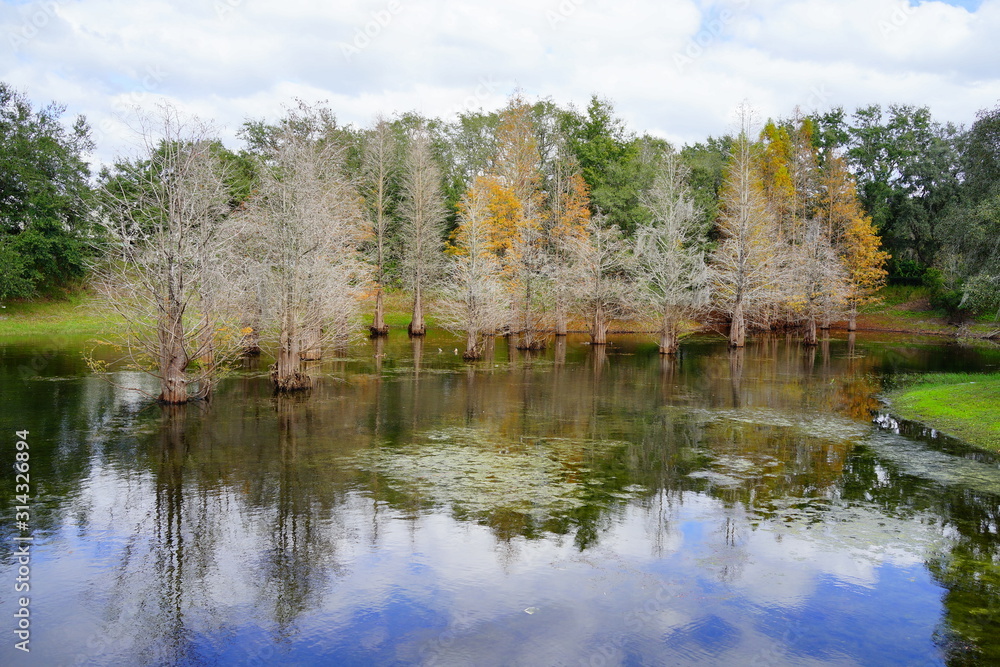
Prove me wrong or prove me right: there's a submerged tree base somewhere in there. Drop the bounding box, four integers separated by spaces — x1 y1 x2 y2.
270 369 313 393
370 325 390 338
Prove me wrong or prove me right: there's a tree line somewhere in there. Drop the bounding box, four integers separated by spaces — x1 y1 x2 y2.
2 81 999 402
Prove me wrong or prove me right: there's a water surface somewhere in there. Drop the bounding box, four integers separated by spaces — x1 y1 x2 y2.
1 332 999 665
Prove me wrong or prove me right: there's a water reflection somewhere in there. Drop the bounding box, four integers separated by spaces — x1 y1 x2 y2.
1 334 1000 664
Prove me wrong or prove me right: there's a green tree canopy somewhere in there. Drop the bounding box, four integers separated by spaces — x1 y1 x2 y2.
558 96 653 234
0 82 94 300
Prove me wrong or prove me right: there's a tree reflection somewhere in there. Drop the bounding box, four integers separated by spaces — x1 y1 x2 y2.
840 439 1000 666
257 394 335 634
728 346 744 408
12 332 1000 662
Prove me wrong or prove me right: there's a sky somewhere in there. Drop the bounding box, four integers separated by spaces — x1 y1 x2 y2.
1 0 998 165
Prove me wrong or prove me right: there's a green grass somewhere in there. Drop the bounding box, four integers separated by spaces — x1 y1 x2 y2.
0 288 439 339
888 372 1000 452
869 285 932 309
0 291 115 337
359 290 441 330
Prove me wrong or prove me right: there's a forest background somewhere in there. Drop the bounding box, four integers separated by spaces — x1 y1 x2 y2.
2 82 999 402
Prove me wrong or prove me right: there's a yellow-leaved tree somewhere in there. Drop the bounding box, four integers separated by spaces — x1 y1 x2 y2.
547 152 592 336
712 105 784 348
486 93 550 349
439 176 508 359
760 115 847 344
820 153 889 330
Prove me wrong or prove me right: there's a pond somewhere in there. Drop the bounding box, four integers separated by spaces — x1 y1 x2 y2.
1 331 999 666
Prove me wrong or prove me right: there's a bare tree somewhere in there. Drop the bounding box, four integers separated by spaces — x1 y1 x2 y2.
362 115 398 337
711 105 783 348
507 215 552 350
567 215 635 346
784 219 848 345
636 148 711 354
492 94 551 350
437 177 508 360
545 142 591 337
400 128 446 336
759 113 850 340
95 105 242 404
237 114 366 391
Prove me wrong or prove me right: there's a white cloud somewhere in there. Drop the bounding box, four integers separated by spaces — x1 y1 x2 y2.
1 0 997 166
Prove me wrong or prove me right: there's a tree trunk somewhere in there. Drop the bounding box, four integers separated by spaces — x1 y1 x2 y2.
243 323 261 356
591 303 608 346
329 307 350 357
803 316 818 346
517 331 546 351
516 288 545 350
409 287 426 336
820 314 831 330
158 299 189 404
555 307 568 337
160 350 189 403
463 330 481 360
659 314 679 355
299 326 322 361
273 322 311 392
370 288 389 337
729 300 746 348
195 310 216 400
198 312 215 368
848 301 858 332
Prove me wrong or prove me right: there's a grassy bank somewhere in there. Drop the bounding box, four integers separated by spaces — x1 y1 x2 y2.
855 285 998 337
0 289 436 338
0 292 114 337
888 373 1000 452
2 285 997 341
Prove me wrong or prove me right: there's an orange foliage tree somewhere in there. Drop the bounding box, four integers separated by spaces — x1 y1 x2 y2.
484 94 550 349
546 152 592 336
820 153 889 330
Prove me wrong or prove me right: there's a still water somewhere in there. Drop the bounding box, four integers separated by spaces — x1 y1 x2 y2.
1 332 999 666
